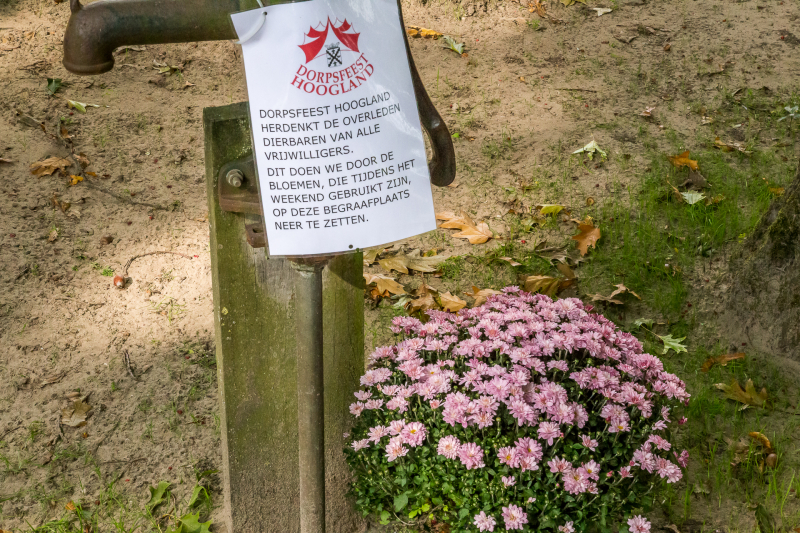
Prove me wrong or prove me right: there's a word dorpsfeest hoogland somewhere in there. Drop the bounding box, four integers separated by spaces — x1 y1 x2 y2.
232 0 436 256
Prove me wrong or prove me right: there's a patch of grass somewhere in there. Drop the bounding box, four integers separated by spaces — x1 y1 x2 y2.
582 147 795 318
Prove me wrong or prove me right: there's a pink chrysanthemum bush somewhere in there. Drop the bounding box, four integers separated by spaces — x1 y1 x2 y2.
344 288 690 532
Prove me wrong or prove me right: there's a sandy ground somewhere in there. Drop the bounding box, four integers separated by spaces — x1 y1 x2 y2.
1 0 798 529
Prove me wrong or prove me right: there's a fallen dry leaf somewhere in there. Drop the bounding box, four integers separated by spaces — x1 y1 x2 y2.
748 431 774 453
681 169 709 191
714 137 752 154
364 273 406 296
464 285 502 307
438 291 467 312
437 211 496 244
700 352 745 372
589 283 640 304
668 150 699 171
0 158 13 163
640 106 656 117
47 229 58 242
453 222 493 244
522 275 567 297
75 152 90 168
65 501 77 511
714 379 768 409
406 285 438 315
378 249 445 274
499 257 522 267
406 25 443 39
571 219 601 256
363 247 382 266
61 399 93 427
30 156 71 176
556 263 576 280
69 175 83 186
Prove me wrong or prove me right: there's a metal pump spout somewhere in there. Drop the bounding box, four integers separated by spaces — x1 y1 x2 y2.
61 0 455 186
63 0 253 75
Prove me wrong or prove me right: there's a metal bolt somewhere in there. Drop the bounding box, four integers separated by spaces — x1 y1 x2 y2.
226 169 243 188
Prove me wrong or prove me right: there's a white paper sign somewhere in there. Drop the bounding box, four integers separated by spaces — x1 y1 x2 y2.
231 0 436 256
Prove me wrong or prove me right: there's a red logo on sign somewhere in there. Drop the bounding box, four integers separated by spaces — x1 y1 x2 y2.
291 16 374 96
299 18 360 64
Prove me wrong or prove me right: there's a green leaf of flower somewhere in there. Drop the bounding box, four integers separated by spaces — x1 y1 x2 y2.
394 493 409 512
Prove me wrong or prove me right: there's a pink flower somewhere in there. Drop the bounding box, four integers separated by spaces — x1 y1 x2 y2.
548 457 572 473
498 446 520 468
627 515 651 533
386 396 409 413
501 504 528 530
515 437 543 461
619 466 631 478
559 521 575 533
580 434 598 451
678 417 688 425
367 425 389 442
502 475 516 487
351 439 370 451
349 402 365 417
473 511 496 532
656 457 682 483
400 422 426 447
437 435 461 459
674 449 689 468
385 437 408 462
458 442 485 470
354 390 371 401
538 421 561 445
365 399 384 410
388 419 406 435
429 399 442 409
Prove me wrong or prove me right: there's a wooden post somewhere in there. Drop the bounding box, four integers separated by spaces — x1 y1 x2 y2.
203 102 365 533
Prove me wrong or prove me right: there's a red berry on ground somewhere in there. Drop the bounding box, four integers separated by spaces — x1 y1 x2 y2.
9 233 15 238
177 409 183 415
113 275 125 288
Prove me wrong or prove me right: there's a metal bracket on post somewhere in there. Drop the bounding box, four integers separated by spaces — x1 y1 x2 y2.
218 155 261 215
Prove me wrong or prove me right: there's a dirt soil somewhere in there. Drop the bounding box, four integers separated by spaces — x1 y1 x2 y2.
1 0 799 530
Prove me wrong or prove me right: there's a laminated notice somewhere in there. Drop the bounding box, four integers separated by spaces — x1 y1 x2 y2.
231 0 437 256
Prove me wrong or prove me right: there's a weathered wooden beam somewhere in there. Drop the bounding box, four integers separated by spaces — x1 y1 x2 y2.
203 102 365 533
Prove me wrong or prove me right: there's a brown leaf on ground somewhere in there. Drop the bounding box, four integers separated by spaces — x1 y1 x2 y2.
363 247 383 266
714 379 768 409
714 137 752 154
453 223 494 244
681 170 709 191
75 152 90 168
69 175 83 186
700 352 745 372
438 291 467 312
531 0 547 17
571 219 601 256
0 158 13 163
364 273 406 296
589 283 640 304
406 25 443 39
61 399 93 427
522 275 570 297
47 229 58 242
30 156 71 176
378 249 445 274
748 431 774 453
65 501 77 511
406 284 439 315
668 150 699 171
437 211 496 244
499 257 522 266
464 286 502 307
556 263 577 280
